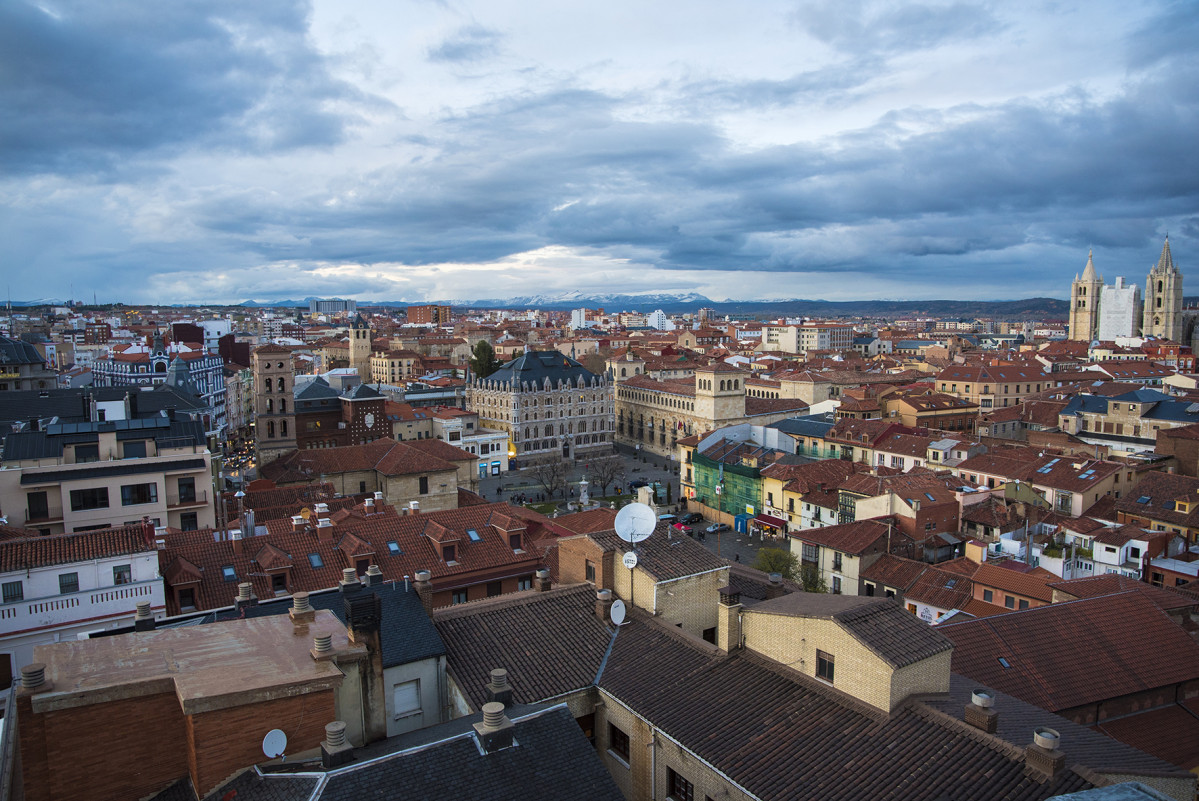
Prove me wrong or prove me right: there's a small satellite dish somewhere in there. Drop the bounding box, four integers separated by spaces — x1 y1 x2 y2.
615 503 655 544
622 551 638 569
610 599 627 626
262 729 288 759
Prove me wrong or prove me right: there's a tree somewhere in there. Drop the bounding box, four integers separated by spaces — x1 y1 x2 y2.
665 481 673 504
531 459 569 500
799 563 828 594
752 547 800 582
469 340 502 378
587 456 626 496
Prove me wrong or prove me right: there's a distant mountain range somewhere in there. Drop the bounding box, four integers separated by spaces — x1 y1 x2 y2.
5 292 1126 320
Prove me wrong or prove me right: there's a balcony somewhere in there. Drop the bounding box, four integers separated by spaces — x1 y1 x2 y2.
23 505 64 526
167 490 209 508
0 579 162 633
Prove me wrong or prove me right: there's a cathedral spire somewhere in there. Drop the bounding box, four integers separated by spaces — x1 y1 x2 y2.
1153 235 1176 274
1080 249 1099 281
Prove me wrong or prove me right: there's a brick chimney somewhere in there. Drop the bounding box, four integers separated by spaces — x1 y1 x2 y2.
717 587 742 653
364 564 384 586
473 702 515 754
374 491 384 502
321 721 354 769
345 590 388 742
314 502 330 521
317 517 335 542
291 515 306 533
486 668 513 707
595 589 614 621
534 568 551 592
964 689 998 733
234 582 257 610
409 500 420 515
133 600 155 632
1024 728 1065 781
413 570 433 615
765 573 785 600
364 497 375 514
229 528 244 555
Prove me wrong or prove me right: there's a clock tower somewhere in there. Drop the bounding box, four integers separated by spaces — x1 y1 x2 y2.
341 383 387 445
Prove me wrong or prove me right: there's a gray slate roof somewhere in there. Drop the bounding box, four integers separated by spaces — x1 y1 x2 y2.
482 350 599 388
589 522 729 582
0 336 45 366
769 412 837 438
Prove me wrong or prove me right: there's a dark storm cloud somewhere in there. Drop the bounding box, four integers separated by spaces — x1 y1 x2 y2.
427 24 504 63
0 0 381 177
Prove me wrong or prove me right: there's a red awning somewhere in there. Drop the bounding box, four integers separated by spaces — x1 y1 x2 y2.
755 514 787 529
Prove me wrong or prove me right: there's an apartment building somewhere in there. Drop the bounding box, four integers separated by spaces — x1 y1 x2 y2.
935 364 1053 410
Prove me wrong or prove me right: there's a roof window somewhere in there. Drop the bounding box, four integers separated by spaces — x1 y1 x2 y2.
388 541 401 554
221 565 236 582
467 529 482 542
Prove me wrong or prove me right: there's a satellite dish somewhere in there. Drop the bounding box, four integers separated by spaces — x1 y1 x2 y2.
615 503 655 544
622 551 638 569
262 729 288 759
610 599 627 626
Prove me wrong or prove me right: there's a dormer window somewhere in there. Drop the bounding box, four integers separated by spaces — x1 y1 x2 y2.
443 544 456 563
509 533 522 550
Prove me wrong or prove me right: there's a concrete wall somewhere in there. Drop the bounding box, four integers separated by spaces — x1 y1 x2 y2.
652 568 727 638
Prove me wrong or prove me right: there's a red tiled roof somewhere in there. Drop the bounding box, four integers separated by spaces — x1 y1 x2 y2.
1047 573 1199 611
0 523 154 571
970 562 1056 602
1094 703 1199 770
791 519 891 555
941 591 1199 712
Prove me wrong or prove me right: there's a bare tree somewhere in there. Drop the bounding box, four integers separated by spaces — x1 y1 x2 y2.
531 459 569 500
587 456 626 497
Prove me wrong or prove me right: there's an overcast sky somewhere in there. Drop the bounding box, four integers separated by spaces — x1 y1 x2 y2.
2 0 1197 305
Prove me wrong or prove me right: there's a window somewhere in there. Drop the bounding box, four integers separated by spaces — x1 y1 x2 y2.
608 723 630 762
113 564 132 585
983 589 993 602
393 679 421 721
120 483 158 506
452 589 468 605
387 541 401 555
487 581 503 598
2 581 23 604
509 533 522 550
180 511 198 531
74 444 99 463
517 576 532 591
667 768 694 801
70 487 109 511
831 575 842 595
585 560 596 582
419 476 429 495
864 582 875 596
308 553 324 568
271 573 287 595
177 476 196 503
59 572 79 595
221 565 237 582
1005 596 1015 609
179 588 196 610
123 440 147 458
443 544 456 563
467 528 482 542
816 650 834 683
832 553 843 572
1018 599 1030 610
801 543 819 564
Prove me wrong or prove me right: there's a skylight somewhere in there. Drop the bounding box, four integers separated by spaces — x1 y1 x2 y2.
308 553 323 568
467 528 482 542
388 541 401 554
1137 496 1151 504
221 565 236 582
998 657 1011 669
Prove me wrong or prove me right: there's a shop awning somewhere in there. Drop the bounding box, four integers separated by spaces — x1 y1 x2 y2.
755 514 787 529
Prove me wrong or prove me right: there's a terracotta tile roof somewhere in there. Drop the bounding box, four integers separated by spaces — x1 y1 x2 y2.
970 562 1056 602
586 524 728 582
1094 703 1199 771
552 508 618 534
1047 573 1199 611
745 396 809 416
790 518 891 555
0 523 154 572
941 591 1199 712
904 565 975 611
259 437 465 483
433 583 613 708
1114 471 1199 529
860 553 929 591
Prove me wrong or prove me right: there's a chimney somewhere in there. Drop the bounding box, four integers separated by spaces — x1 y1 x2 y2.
133 600 155 632
1024 728 1066 781
311 633 334 661
230 528 244 555
373 491 384 502
291 515 305 533
235 582 257 610
340 567 360 594
473 702 516 754
413 570 434 615
717 588 743 652
486 668 514 707
964 689 998 733
314 502 330 521
765 573 785 600
311 518 336 545
364 497 375 513
321 721 354 769
409 500 420 514
19 663 49 692
290 591 315 624
534 568 551 592
364 564 384 586
595 588 614 620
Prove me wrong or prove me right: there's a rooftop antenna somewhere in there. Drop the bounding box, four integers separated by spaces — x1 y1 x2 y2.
614 502 655 617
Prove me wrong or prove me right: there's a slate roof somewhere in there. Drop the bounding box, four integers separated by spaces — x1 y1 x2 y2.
0 523 154 571
434 584 613 708
4 418 208 461
482 350 600 388
0 336 46 366
940 591 1199 712
587 523 728 582
598 612 1094 801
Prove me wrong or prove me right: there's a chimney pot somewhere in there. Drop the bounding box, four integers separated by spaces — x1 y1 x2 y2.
342 567 358 584
487 668 513 706
314 634 333 653
293 592 311 613
373 491 384 501
765 573 785 599
134 600 152 619
237 582 252 601
534 568 551 592
291 515 305 532
971 689 994 709
1025 727 1066 781
965 689 999 733
474 701 516 752
596 588 614 620
1033 727 1060 751
134 599 156 631
413 570 434 615
321 720 354 769
482 701 506 729
325 720 347 747
20 663 46 690
365 564 383 586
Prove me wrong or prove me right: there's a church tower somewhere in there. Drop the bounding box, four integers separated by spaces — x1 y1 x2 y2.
1143 236 1182 341
348 314 372 379
1069 251 1103 342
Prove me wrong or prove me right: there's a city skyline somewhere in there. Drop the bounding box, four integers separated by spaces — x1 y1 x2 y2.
2 0 1197 305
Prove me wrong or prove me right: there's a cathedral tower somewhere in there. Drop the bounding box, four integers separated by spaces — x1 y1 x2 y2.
1143 236 1182 341
1069 251 1103 342
348 314 372 379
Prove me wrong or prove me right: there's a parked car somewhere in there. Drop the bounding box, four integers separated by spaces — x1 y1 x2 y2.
658 514 678 523
629 478 651 489
680 512 703 525
706 522 731 534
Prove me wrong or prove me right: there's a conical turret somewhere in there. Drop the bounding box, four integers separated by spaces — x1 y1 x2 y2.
1081 250 1100 282
1152 235 1177 275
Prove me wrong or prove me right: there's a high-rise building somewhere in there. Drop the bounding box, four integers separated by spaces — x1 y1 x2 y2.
308 297 357 314
407 305 452 326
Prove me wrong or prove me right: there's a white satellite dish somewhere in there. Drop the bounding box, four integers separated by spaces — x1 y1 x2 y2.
610 599 627 626
622 551 638 569
262 729 288 759
615 503 655 544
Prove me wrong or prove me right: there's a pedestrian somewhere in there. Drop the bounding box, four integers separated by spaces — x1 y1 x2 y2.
735 554 740 562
